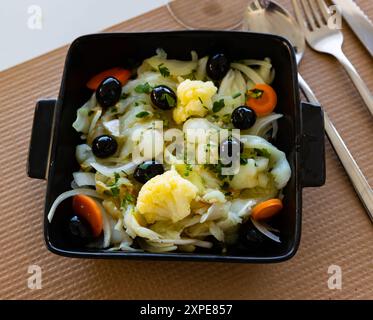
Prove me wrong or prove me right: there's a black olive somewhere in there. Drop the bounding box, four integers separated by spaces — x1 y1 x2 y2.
240 219 267 248
67 215 94 245
206 53 230 80
134 160 164 184
96 77 122 108
231 106 257 130
219 137 243 164
150 85 177 110
92 135 118 158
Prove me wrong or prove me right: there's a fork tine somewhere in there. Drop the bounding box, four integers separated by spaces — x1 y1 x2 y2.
308 0 325 26
299 0 317 30
291 0 309 31
317 0 330 23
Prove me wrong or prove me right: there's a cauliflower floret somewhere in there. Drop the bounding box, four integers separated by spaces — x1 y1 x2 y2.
173 80 217 124
136 170 198 224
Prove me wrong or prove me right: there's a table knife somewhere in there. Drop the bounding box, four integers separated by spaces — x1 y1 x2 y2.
331 0 373 57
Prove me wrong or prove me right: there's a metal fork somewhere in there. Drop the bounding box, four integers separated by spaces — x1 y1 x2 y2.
292 0 373 116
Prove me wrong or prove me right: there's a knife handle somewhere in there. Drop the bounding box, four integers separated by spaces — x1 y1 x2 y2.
334 50 373 116
298 73 373 222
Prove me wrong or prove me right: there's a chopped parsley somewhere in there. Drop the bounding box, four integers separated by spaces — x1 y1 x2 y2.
212 99 225 113
198 97 209 110
255 148 271 158
248 88 264 99
135 82 152 94
121 194 134 208
184 164 193 177
221 114 231 124
232 92 242 99
110 185 120 197
204 161 234 181
136 111 150 118
240 157 248 165
162 93 176 107
158 63 170 77
121 93 129 99
110 107 118 113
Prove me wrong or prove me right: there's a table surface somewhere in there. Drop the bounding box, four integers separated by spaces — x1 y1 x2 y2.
0 0 372 300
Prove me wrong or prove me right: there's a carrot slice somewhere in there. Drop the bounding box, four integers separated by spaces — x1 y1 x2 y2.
246 84 278 117
251 199 283 220
86 68 131 90
72 195 103 237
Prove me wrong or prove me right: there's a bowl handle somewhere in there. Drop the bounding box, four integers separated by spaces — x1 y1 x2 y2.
27 99 56 180
300 102 326 188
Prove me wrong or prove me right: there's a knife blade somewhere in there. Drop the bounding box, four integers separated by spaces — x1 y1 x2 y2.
331 0 373 57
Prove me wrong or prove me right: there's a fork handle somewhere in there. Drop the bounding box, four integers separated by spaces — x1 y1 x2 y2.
333 51 373 116
298 74 373 222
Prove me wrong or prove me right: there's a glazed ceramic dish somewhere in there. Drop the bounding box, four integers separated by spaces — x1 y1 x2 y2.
27 31 325 263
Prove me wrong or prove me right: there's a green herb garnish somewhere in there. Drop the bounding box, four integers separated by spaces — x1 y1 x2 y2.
111 107 118 113
212 99 225 113
232 92 242 99
136 111 150 118
135 82 152 94
110 185 120 197
255 148 271 158
158 63 170 77
248 88 264 99
184 164 193 177
162 93 176 107
121 93 129 99
121 193 134 208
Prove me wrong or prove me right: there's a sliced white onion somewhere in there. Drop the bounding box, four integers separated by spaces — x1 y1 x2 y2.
139 239 177 253
73 172 96 187
200 202 230 223
271 120 279 139
119 242 143 252
251 217 281 243
191 50 198 62
103 119 120 137
150 237 213 248
90 161 137 177
231 63 264 84
71 180 79 189
193 240 213 249
248 113 283 137
47 189 104 223
152 238 197 245
88 109 102 137
209 222 225 242
123 206 161 241
94 200 111 248
241 59 273 68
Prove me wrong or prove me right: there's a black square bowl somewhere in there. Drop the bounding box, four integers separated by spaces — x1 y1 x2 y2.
28 31 325 263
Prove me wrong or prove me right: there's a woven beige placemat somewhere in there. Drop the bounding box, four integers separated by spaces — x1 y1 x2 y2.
0 0 372 300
